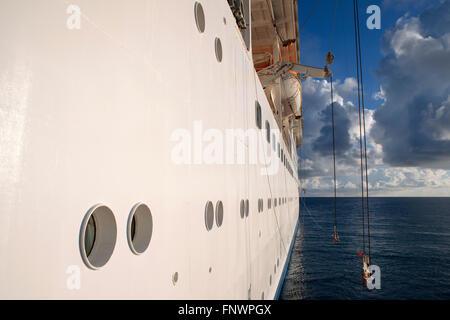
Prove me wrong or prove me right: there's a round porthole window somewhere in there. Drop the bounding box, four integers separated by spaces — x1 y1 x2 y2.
265 121 271 143
172 272 179 285
194 2 205 33
127 203 153 255
215 201 224 227
245 199 249 217
80 204 117 270
240 199 245 219
205 201 214 231
215 37 223 62
255 101 262 129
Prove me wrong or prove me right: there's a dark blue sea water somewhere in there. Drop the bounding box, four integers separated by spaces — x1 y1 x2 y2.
280 197 450 300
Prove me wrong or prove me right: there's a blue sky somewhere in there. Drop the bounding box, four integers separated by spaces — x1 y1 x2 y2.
298 0 443 110
295 0 450 196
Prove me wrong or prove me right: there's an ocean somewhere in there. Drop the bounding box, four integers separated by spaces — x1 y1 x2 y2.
280 197 450 300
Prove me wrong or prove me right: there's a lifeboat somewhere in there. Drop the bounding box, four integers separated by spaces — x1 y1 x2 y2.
281 74 302 118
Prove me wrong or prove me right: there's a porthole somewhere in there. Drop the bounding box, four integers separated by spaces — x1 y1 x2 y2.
245 199 249 217
205 201 214 231
215 37 223 62
272 135 276 151
265 121 271 143
260 199 263 212
172 272 179 285
255 101 262 129
194 2 205 33
274 198 277 207
261 292 265 300
127 203 153 255
270 274 272 286
215 201 224 227
84 215 96 257
80 204 117 270
268 198 271 209
278 143 280 158
240 199 245 219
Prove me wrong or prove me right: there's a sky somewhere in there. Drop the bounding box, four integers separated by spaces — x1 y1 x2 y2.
295 0 450 196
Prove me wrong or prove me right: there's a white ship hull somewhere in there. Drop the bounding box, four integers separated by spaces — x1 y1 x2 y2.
0 0 300 299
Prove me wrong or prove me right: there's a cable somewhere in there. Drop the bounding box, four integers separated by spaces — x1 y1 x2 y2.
255 69 288 254
328 0 339 243
353 0 366 256
329 0 339 51
330 75 338 242
355 0 371 261
299 0 320 33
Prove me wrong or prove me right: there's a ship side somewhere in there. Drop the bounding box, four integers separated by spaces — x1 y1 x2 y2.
0 0 301 299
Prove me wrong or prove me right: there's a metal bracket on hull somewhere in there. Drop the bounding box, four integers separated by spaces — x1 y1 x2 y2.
287 62 332 79
257 61 332 88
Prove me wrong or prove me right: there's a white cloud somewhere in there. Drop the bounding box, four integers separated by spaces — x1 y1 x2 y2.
372 0 450 169
299 0 450 197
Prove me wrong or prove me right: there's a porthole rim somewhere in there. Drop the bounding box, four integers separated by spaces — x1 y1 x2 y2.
79 203 117 270
215 37 223 63
194 1 206 33
215 200 224 227
127 202 153 255
205 200 215 231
